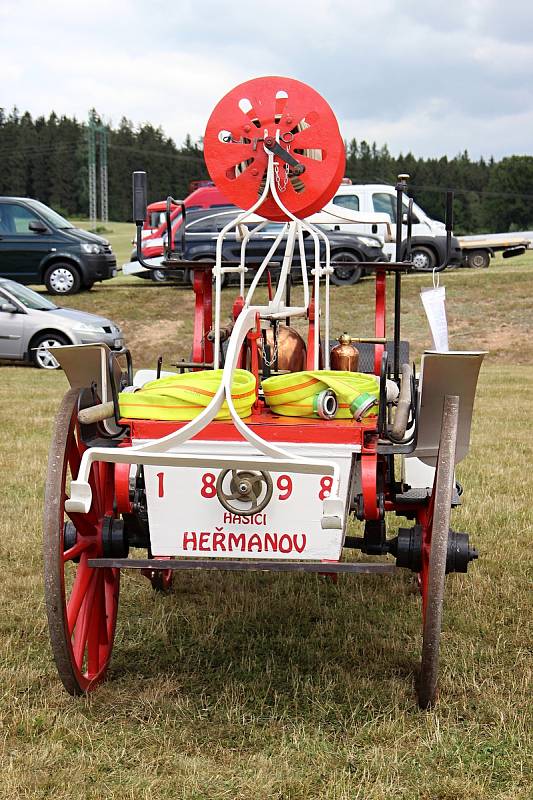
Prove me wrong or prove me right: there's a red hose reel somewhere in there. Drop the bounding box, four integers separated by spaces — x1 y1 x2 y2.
204 76 345 221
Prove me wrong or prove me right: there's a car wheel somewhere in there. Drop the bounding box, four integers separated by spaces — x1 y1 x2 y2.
44 263 81 295
31 332 70 370
330 251 363 286
82 280 94 291
467 249 490 269
151 269 170 283
411 246 437 272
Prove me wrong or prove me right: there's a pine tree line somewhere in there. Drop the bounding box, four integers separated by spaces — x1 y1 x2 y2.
1 108 533 233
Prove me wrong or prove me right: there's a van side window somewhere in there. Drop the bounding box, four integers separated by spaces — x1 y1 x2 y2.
372 193 396 222
9 204 42 234
332 195 360 212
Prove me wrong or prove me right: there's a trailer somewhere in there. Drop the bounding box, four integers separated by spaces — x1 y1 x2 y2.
43 76 484 708
459 234 531 268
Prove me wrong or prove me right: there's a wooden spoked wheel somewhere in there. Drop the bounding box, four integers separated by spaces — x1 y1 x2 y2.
43 389 120 695
417 395 460 709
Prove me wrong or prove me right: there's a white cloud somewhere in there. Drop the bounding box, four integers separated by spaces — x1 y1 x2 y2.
1 0 532 158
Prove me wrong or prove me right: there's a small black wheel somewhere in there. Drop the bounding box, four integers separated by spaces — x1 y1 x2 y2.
151 268 170 283
411 246 437 272
330 250 363 286
467 250 490 269
44 262 81 295
31 332 69 370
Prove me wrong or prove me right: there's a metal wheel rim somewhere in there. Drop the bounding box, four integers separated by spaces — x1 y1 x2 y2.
470 253 487 268
43 388 120 694
35 339 62 369
412 250 432 271
48 268 75 293
152 269 168 282
417 395 460 709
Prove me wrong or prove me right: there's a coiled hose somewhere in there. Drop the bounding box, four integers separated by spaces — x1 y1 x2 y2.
118 369 257 421
262 371 379 419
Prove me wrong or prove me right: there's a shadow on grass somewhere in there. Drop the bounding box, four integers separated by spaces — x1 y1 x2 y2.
109 568 419 715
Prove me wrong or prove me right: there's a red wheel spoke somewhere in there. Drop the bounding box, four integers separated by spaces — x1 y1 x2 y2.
67 437 82 477
63 537 94 563
86 572 105 676
67 510 98 538
66 553 93 633
72 569 98 667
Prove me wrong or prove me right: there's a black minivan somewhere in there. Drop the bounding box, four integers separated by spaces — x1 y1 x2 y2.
0 197 117 294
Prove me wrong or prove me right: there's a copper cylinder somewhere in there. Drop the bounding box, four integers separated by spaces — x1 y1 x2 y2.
257 325 306 373
331 333 359 372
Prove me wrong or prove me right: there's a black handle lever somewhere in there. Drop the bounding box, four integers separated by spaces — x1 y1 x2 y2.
263 137 305 174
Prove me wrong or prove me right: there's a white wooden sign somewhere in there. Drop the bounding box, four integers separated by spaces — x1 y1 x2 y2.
144 458 352 561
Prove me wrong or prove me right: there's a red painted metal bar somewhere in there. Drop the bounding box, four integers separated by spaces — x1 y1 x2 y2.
374 269 386 376
192 269 206 366
361 433 380 520
202 270 213 363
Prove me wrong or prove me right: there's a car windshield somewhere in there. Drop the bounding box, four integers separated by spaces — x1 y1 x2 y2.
24 199 74 230
2 280 57 310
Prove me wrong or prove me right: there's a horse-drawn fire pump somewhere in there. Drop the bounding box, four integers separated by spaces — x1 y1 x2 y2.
43 77 484 707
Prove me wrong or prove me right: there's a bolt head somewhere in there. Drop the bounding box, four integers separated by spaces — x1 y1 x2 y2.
251 168 258 176
244 124 251 133
286 117 293 124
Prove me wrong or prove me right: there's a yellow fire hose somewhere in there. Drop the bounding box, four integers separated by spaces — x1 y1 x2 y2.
262 371 379 419
118 369 257 420
117 368 379 422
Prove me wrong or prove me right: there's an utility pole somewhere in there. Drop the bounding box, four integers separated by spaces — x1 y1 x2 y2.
87 112 109 228
99 125 108 223
87 117 97 229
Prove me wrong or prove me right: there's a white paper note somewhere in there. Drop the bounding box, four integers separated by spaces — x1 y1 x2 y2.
420 286 449 352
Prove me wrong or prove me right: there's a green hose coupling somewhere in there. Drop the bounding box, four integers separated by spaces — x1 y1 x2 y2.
313 389 338 419
350 392 378 421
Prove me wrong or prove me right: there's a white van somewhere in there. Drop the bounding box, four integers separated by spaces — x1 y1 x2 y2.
320 183 462 270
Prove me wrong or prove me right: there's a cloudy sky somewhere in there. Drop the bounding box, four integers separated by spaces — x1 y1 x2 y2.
1 0 532 159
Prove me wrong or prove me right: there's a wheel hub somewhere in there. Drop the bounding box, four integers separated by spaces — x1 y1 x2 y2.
36 341 61 369
49 268 74 292
390 525 478 573
101 516 129 558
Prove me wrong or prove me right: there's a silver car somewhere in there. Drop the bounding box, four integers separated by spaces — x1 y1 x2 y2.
0 278 124 369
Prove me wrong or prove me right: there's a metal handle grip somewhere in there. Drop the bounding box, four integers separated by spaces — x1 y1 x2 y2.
78 401 115 425
390 363 412 440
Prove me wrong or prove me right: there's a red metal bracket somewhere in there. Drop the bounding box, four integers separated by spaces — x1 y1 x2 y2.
374 269 386 375
361 434 379 520
192 268 213 366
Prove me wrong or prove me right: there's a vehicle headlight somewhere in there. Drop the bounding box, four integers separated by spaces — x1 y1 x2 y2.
74 322 105 333
357 237 382 248
81 243 102 255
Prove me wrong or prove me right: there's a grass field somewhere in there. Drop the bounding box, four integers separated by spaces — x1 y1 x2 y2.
0 229 532 799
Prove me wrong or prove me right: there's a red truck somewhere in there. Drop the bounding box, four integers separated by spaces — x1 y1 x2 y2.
142 184 232 234
129 185 235 277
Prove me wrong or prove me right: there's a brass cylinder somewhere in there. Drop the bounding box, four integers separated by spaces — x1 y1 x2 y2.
257 325 306 373
331 333 359 372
